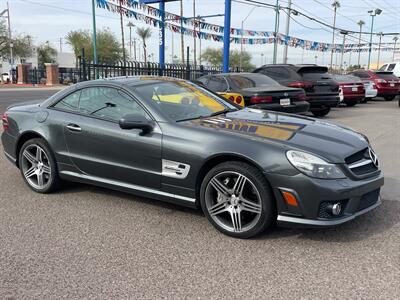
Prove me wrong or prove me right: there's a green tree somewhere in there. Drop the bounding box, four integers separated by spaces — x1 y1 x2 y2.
66 28 123 63
0 20 34 60
136 27 152 63
37 42 57 68
201 47 255 71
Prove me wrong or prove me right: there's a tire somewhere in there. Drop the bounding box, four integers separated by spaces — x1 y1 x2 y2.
18 138 60 193
384 95 396 101
200 161 276 239
311 107 331 117
344 100 357 107
361 98 368 103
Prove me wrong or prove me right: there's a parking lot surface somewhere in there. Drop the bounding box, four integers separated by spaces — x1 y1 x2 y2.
0 89 399 299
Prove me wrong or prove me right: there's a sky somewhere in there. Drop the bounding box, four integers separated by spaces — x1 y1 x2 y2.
3 0 400 67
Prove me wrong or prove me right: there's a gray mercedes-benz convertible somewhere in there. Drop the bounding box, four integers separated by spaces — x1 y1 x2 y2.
1 77 384 238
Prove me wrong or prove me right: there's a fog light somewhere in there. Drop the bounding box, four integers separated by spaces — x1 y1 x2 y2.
327 203 342 216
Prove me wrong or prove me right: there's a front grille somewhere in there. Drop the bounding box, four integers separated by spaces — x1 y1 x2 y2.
345 148 378 176
318 200 348 219
357 189 380 211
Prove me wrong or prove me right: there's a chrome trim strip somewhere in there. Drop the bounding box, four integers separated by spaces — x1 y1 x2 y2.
60 171 196 202
348 159 373 169
4 151 16 163
277 198 381 226
203 120 220 124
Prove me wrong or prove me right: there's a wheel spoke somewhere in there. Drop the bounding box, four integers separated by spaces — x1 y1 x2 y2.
230 208 242 232
36 147 43 163
210 177 230 197
209 201 228 216
24 167 36 178
23 150 36 164
241 198 262 214
37 172 44 187
233 174 246 196
42 165 51 174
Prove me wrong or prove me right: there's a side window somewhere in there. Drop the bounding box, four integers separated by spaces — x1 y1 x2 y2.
207 76 228 92
387 64 396 71
196 77 209 85
54 90 81 111
378 64 387 71
79 87 148 122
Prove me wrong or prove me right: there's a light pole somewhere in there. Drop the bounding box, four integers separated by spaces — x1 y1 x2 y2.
91 0 98 66
272 0 280 64
180 0 185 64
283 0 293 64
314 55 318 64
330 1 340 70
240 6 256 70
393 36 399 61
127 22 135 60
357 20 365 66
367 8 382 70
377 32 383 69
339 30 348 73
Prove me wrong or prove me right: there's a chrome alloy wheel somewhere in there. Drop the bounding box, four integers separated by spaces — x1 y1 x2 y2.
205 171 262 233
21 144 52 190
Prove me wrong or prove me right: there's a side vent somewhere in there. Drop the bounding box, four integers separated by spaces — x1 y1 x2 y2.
162 160 190 179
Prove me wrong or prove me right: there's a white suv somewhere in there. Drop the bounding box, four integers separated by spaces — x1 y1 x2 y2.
378 62 400 78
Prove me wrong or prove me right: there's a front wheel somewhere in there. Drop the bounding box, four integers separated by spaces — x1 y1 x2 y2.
311 107 331 117
384 95 396 101
19 138 60 193
200 161 276 238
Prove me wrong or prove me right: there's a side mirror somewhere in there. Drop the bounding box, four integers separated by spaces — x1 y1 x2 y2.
119 113 154 134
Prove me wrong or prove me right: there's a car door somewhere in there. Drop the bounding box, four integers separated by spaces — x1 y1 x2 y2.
53 86 162 189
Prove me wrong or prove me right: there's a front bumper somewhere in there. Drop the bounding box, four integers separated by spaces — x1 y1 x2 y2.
265 170 384 227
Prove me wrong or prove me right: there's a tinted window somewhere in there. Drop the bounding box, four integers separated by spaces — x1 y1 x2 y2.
387 64 396 71
207 76 228 92
196 77 209 85
229 74 280 88
54 90 81 111
332 75 361 83
263 67 290 80
79 87 146 122
299 69 332 81
378 64 387 71
352 71 370 79
375 73 398 80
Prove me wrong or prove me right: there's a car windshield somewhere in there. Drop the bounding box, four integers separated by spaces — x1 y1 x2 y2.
375 73 398 80
229 74 280 88
132 79 236 122
333 75 361 83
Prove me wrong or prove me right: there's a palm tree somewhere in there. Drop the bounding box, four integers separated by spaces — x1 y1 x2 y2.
357 20 365 66
136 27 152 63
330 0 340 70
66 30 91 67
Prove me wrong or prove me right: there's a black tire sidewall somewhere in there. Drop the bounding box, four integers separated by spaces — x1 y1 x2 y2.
311 107 331 117
200 161 275 239
19 138 59 193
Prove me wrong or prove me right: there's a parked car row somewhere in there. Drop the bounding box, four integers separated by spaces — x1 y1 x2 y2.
196 64 400 117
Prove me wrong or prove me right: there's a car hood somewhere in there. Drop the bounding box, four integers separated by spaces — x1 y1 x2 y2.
185 108 368 163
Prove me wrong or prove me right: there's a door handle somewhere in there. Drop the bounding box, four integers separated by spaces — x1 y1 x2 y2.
66 124 82 132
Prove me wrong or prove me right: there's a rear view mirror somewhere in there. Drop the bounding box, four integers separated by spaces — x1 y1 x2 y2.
119 113 154 134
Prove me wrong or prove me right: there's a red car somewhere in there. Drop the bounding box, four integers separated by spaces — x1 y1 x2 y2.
350 70 400 101
332 74 365 107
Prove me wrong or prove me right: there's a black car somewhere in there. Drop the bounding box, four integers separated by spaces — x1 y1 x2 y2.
1 77 383 239
253 64 340 117
197 73 309 114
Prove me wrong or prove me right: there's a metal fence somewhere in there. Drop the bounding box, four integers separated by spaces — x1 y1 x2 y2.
11 68 46 85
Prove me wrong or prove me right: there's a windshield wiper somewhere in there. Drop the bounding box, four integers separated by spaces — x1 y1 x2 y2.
208 108 237 117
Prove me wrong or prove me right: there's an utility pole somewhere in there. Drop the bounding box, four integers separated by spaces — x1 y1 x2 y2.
339 30 348 74
357 20 365 66
367 8 382 70
193 0 196 67
127 22 135 59
171 30 174 63
222 0 232 72
6 1 13 78
91 0 98 78
283 0 292 64
59 38 62 53
272 0 280 64
377 32 383 69
330 1 340 70
393 36 399 61
119 0 126 72
134 38 137 60
180 0 185 64
240 7 256 70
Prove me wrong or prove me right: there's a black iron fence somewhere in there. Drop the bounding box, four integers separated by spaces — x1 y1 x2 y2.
10 68 46 85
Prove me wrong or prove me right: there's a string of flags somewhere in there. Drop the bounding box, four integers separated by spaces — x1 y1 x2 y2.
96 0 398 53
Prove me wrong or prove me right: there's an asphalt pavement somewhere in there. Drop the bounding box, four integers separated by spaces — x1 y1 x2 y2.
0 89 399 299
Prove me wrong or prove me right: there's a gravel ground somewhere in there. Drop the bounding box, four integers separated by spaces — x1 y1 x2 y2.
0 91 399 299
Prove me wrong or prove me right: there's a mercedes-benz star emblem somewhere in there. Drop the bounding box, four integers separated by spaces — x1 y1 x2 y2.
283 92 289 97
368 148 379 168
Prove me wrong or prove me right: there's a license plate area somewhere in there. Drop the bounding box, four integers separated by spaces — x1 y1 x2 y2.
352 87 358 91
280 98 291 106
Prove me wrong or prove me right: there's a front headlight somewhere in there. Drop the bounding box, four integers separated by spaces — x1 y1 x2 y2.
286 150 346 179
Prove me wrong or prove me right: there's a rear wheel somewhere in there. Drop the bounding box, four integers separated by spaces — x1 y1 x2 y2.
19 138 60 193
361 98 368 103
311 107 331 117
344 100 357 107
384 95 396 101
200 161 276 239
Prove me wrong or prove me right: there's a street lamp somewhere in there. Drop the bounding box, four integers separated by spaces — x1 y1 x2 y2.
377 32 383 69
127 22 135 60
240 6 256 70
392 36 398 61
357 20 365 66
339 30 348 73
330 1 341 70
367 8 382 70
